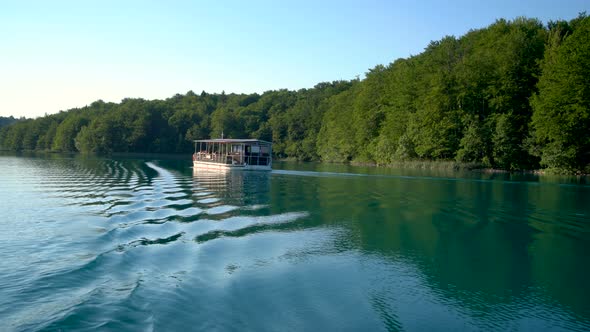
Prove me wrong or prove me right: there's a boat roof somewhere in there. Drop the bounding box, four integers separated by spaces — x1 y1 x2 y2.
193 139 272 144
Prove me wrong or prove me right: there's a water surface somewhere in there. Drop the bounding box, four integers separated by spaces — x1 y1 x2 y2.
0 153 589 331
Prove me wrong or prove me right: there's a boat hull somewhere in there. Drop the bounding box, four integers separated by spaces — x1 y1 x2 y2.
193 160 271 171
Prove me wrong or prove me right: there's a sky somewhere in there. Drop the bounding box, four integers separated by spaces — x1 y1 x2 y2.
1 0 588 118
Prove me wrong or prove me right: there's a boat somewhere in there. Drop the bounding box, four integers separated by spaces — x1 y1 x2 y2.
192 139 272 171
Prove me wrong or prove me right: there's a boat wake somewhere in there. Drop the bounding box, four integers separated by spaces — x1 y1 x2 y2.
1 159 314 331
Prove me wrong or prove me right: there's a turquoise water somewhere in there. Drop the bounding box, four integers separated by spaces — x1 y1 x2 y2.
0 153 589 331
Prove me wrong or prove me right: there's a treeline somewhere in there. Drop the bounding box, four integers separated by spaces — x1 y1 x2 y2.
1 15 589 173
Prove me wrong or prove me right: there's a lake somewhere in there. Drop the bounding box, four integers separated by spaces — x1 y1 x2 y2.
1 153 589 331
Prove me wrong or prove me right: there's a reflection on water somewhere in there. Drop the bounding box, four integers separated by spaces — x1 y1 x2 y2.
0 153 589 331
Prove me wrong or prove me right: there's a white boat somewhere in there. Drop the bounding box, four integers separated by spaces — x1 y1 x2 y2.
192 139 272 171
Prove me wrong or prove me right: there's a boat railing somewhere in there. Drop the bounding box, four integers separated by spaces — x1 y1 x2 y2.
193 152 270 166
193 152 230 164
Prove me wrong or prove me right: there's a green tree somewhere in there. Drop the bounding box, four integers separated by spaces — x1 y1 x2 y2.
52 114 89 152
456 116 492 165
317 87 359 162
530 14 590 172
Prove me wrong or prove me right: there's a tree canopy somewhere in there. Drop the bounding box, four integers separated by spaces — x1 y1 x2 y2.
530 14 590 173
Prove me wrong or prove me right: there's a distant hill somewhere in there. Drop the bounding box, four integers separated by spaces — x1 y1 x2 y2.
0 116 20 128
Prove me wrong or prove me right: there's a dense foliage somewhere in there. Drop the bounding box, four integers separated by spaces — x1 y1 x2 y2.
1 15 588 173
530 15 590 173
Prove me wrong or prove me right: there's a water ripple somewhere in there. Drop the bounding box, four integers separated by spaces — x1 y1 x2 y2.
1 155 589 331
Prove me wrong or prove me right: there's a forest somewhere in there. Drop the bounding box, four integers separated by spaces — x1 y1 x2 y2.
1 15 589 174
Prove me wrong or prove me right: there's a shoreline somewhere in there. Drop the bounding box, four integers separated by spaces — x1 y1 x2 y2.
2 150 588 176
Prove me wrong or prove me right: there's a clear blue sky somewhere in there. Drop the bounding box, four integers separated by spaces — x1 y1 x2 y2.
1 0 588 118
